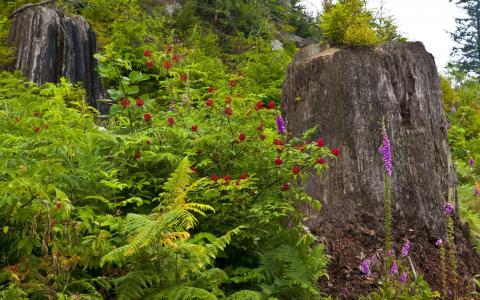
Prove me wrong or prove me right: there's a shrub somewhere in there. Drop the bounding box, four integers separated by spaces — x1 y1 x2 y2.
320 0 379 46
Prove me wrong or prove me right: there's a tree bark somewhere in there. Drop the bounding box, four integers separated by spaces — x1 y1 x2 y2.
8 4 105 112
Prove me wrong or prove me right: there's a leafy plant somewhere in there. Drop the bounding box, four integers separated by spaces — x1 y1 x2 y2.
320 0 379 46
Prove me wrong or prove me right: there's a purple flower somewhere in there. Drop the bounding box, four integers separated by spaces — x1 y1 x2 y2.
276 115 286 134
444 202 454 216
387 249 394 257
400 272 408 283
474 187 479 196
435 239 443 247
401 240 411 257
360 259 371 276
378 131 392 177
390 261 398 275
469 159 475 166
451 106 456 114
169 101 175 112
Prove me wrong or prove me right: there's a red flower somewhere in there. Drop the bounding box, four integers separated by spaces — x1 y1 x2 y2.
190 166 198 173
33 127 41 133
259 134 266 141
316 138 325 147
146 59 154 69
143 49 152 57
223 175 231 184
167 117 175 126
275 158 283 166
292 166 301 174
163 60 172 69
281 182 290 191
332 148 341 157
257 123 264 131
205 98 214 107
239 133 246 141
55 201 62 210
134 151 141 160
273 139 284 146
256 101 263 110
146 139 153 145
225 96 232 104
172 53 181 62
208 86 216 93
34 111 41 118
144 113 152 122
224 107 233 116
267 101 275 109
165 44 173 53
239 172 248 180
120 98 131 108
191 124 198 132
317 157 326 164
228 80 237 88
180 73 188 81
136 98 144 107
211 174 219 182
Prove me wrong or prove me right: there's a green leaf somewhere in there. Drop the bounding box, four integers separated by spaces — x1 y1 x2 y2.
129 71 150 83
107 88 124 100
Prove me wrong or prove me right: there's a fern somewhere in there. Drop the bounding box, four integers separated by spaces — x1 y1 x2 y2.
147 285 217 300
259 243 328 297
227 290 263 300
113 271 162 300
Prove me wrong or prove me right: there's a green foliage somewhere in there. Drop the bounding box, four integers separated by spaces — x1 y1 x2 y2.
442 73 480 253
179 0 321 41
320 0 379 46
0 0 332 296
450 0 480 76
361 276 440 299
373 15 407 43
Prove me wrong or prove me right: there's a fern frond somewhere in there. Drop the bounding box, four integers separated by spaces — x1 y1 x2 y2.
147 285 217 300
227 290 263 300
160 157 192 206
113 270 162 300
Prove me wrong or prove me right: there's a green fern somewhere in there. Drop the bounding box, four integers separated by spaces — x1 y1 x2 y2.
113 271 162 300
147 285 217 300
227 290 263 300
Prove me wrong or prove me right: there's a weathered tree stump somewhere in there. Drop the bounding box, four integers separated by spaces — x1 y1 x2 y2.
8 4 105 111
282 42 480 297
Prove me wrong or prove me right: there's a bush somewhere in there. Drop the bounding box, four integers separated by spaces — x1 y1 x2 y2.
320 0 379 46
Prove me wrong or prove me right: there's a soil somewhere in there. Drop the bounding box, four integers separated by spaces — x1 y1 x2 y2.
314 218 480 299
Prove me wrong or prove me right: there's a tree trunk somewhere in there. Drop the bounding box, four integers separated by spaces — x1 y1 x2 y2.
282 42 480 297
8 4 105 112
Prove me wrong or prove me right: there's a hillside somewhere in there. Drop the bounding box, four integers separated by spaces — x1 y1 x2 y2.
0 0 479 299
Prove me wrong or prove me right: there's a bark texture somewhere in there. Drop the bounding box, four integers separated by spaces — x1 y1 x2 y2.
282 42 480 297
8 4 105 111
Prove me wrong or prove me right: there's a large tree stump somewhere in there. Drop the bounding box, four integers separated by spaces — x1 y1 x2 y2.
282 42 480 297
8 4 105 111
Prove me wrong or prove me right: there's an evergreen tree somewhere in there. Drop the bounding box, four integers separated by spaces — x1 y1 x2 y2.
450 0 480 76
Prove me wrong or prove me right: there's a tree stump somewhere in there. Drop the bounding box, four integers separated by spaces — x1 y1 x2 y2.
282 42 480 297
8 4 105 111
